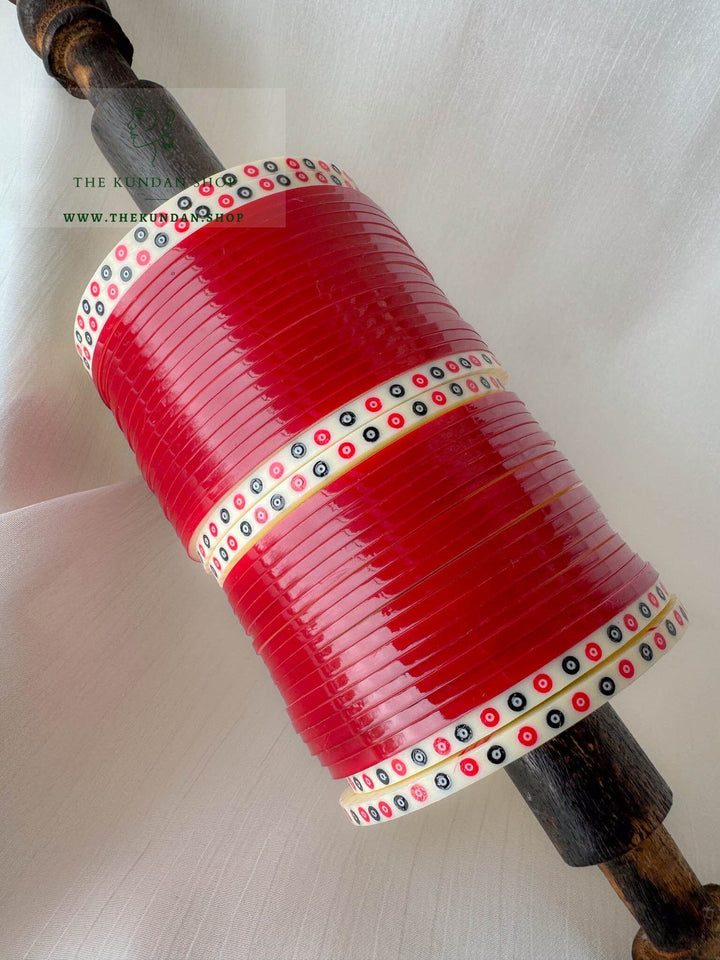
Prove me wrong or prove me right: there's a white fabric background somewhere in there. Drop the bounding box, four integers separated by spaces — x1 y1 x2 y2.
1 1 720 957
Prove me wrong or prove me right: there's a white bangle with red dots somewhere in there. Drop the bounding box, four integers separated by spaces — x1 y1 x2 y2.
340 596 688 825
344 579 674 793
194 350 507 569
74 156 359 374
204 368 508 584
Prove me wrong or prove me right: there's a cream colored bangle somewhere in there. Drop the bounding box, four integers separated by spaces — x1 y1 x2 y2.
193 351 507 569
74 156 359 374
203 368 508 584
343 579 673 793
340 598 688 825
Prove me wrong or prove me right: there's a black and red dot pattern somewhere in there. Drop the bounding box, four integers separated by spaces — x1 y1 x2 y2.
74 157 358 373
74 152 686 823
193 350 506 568
341 597 688 825
345 580 671 793
204 369 508 581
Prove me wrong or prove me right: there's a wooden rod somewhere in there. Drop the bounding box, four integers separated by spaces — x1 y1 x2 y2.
505 704 672 867
11 0 223 210
602 828 720 958
507 705 720 956
10 2 720 955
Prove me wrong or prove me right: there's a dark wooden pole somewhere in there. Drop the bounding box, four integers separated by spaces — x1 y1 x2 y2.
505 705 673 867
10 1 720 955
603 831 720 958
10 0 223 209
507 705 720 958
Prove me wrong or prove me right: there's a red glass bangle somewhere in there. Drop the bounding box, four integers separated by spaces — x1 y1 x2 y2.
76 159 681 802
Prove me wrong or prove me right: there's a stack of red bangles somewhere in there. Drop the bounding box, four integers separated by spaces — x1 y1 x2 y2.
75 156 688 826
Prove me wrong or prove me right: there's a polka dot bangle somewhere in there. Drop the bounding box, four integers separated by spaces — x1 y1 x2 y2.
206 371 509 584
74 157 359 375
193 350 507 565
341 597 689 825
343 579 671 792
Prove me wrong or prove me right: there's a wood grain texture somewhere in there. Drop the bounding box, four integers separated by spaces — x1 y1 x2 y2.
505 705 672 867
507 706 720 954
12 0 223 206
601 834 720 958
13 0 133 94
632 886 720 959
89 81 223 209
